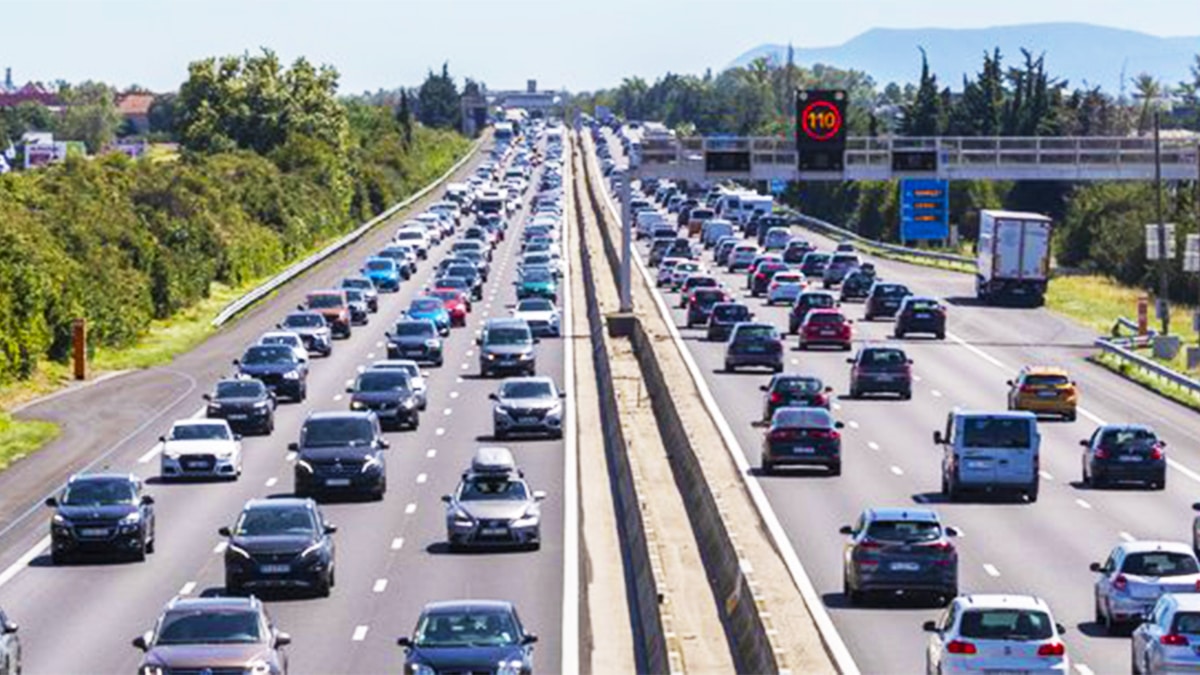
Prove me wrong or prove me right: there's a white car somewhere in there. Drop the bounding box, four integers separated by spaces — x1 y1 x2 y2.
394 227 430 258
767 281 804 306
159 419 242 480
728 245 760 271
1092 541 1200 634
414 213 446 241
669 261 704 289
512 298 561 337
371 360 428 410
656 258 687 287
258 331 309 364
925 594 1069 674
1132 593 1200 674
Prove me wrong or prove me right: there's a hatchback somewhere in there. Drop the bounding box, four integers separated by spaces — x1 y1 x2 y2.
1092 541 1200 634
840 508 959 606
798 309 853 350
788 291 838 334
924 595 1069 674
848 346 913 399
839 269 876 302
748 260 790 297
1131 593 1200 674
822 253 861 288
678 275 720 307
398 601 537 674
724 323 784 373
1081 424 1166 489
799 251 832 279
895 296 947 339
1007 366 1078 421
864 282 912 320
707 303 753 341
760 407 843 475
686 288 729 327
760 374 831 421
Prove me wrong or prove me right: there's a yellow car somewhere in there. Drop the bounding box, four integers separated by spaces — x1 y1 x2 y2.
1007 366 1078 420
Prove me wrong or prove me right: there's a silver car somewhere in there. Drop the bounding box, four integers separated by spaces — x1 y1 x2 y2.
0 608 19 675
1092 541 1200 634
443 448 545 550
371 360 428 410
490 377 565 440
1132 593 1200 674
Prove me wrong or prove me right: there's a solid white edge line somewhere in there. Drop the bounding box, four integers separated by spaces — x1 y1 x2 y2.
561 132 581 675
983 563 1001 577
0 536 50 588
588 138 860 675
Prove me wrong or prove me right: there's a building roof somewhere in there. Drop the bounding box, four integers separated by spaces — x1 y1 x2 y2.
0 82 60 108
117 93 155 116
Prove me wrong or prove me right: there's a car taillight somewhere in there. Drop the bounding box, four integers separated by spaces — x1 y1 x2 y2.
755 272 766 280
1020 385 1037 394
1161 633 1190 646
810 429 840 440
946 640 976 655
1094 447 1109 459
813 393 828 407
1113 574 1128 592
1151 445 1164 461
769 392 783 404
1037 641 1066 657
769 429 798 442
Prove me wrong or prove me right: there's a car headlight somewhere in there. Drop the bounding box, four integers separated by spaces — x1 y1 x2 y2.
402 398 416 409
296 459 314 473
299 541 324 559
52 513 68 525
248 659 272 675
253 400 270 409
120 512 142 525
283 370 301 380
350 400 366 411
227 543 251 560
494 405 509 415
207 402 223 410
410 665 436 675
361 455 383 473
425 339 440 348
140 666 165 675
513 508 539 527
547 403 563 417
486 353 498 360
497 661 524 675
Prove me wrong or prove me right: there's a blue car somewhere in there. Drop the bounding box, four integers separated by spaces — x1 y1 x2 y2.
363 257 401 292
407 297 451 336
398 600 537 674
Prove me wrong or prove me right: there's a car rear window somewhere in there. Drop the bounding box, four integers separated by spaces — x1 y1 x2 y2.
1099 427 1158 450
773 408 833 429
907 300 940 311
832 254 860 265
808 313 845 324
393 322 434 337
1024 374 1069 386
958 610 1053 641
875 284 910 297
713 305 749 320
365 260 394 271
736 326 778 339
961 417 1033 449
1174 613 1200 634
307 294 343 309
800 294 835 307
776 378 822 394
864 520 941 543
1121 552 1199 577
411 299 442 313
862 349 907 366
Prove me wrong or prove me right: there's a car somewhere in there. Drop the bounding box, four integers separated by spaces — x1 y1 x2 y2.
1007 366 1078 421
443 447 546 550
290 412 389 500
766 271 805 302
715 239 740 267
277 312 333 357
456 249 491 281
678 275 720 307
822 253 861 288
728 244 760 271
762 226 793 251
394 227 430 258
220 497 337 597
1092 541 1200 634
515 266 558 302
782 239 815 265
840 508 959 606
648 237 678 267
839 269 877 302
362 257 402 292
1080 424 1166 490
385 319 444 366
686 288 729 328
444 263 484 300
788 290 838 334
924 595 1069 674
342 288 371 325
397 600 537 675
799 251 832 279
864 282 912 320
767 281 804 307
895 296 947 339
723 322 784 373
431 275 472 300
848 346 913 399
512 298 561 337
159 419 243 480
0 609 19 675
347 368 421 430
304 290 352 339
760 374 832 421
937 410 1041 502
798 309 853 351
406 297 451 337
748 261 790 297
669 261 704 290
205 377 276 435
258 331 309 364
760 406 844 475
490 377 565 439
371 360 428 410
1131 593 1200 674
519 252 560 279
376 247 416 278
341 276 379 311
234 344 308 401
429 288 470 326
46 473 155 563
706 302 753 342
133 596 290 675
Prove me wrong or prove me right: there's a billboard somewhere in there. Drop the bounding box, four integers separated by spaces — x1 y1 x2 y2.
24 142 68 169
899 179 949 241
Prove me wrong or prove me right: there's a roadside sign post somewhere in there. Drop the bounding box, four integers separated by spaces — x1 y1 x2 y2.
1144 221 1176 334
1184 233 1200 347
72 318 87 381
1137 296 1149 336
795 89 847 174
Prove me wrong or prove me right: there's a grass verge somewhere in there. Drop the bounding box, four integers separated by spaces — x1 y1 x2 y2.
1090 352 1200 412
0 412 60 471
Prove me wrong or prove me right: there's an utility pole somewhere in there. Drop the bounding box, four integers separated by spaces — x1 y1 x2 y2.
1153 111 1171 335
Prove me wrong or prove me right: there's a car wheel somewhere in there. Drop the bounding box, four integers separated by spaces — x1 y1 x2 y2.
901 390 912 400
131 542 146 563
1154 474 1167 491
761 459 775 475
936 331 946 340
51 550 67 566
829 462 842 477
495 428 508 440
1094 595 1104 624
297 386 307 403
264 416 275 435
1065 411 1077 422
895 330 905 339
1102 600 1115 635
435 357 444 367
945 476 959 502
724 363 734 373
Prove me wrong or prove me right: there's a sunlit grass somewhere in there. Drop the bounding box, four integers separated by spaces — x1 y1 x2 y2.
0 412 60 471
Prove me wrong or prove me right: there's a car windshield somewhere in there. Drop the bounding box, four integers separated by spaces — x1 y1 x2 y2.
356 371 409 393
1024 374 1069 386
261 335 298 348
366 260 393 271
242 346 296 365
736 326 778 340
302 418 375 448
410 299 442 313
500 381 553 399
487 327 532 346
283 314 323 328
713 305 749 321
776 378 822 394
460 477 529 502
907 300 939 312
804 254 831 263
156 610 262 646
62 479 137 506
518 299 554 312
307 294 342 309
215 381 265 399
961 417 1032 449
413 609 520 648
345 290 364 302
864 520 941 543
861 349 907 366
170 424 230 441
393 322 434 337
958 610 1053 641
235 506 317 536
1122 552 1200 577
522 269 553 283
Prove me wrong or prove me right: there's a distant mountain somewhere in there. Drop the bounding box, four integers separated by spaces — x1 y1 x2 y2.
731 23 1199 94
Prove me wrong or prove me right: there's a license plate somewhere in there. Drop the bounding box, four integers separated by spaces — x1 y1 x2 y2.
747 345 765 352
325 478 351 487
480 528 508 536
874 374 894 382
890 562 920 572
1118 455 1143 462
186 461 209 469
791 446 815 455
967 460 991 469
1037 391 1058 398
820 329 835 336
80 528 109 537
227 414 247 420
519 417 539 425
914 313 931 319
260 564 290 574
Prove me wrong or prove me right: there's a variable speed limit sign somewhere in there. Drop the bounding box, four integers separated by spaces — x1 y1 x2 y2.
796 89 848 171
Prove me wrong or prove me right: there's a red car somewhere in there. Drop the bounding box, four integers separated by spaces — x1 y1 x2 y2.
798 308 853 350
430 288 470 326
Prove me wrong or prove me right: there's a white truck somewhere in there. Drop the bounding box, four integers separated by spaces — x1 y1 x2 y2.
975 209 1053 305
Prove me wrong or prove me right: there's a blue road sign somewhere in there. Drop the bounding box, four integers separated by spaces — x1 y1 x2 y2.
899 179 949 241
770 179 787 195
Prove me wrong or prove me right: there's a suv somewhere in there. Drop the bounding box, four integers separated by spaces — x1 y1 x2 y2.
204 378 276 435
490 377 565 440
839 269 876 302
478 318 538 377
924 595 1069 673
133 597 290 675
220 498 337 597
0 609 18 675
822 253 861 288
840 507 959 606
442 447 546 550
895 296 946 339
760 407 844 475
278 312 332 357
347 369 421 430
1092 540 1200 634
341 276 380 311
398 601 537 675
848 346 913 399
234 344 308 402
290 412 389 500
724 323 783 373
1007 366 1078 421
936 410 1041 502
799 251 832 279
386 319 444 366
46 473 155 563
686 288 728 328
1080 424 1166 489
304 291 352 339
864 282 912 320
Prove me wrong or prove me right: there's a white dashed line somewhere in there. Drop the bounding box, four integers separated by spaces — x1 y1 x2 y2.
466 350 475 358
1075 664 1096 675
1075 499 1092 510
1038 470 1053 481
333 394 343 402
375 341 384 348
426 449 437 458
456 377 464 384
461 363 469 370
867 442 880 451
912 374 923 382
847 420 859 429
450 391 460 399
404 503 417 515
416 473 427 484
352 625 369 642
265 477 278 488
286 452 297 462
367 352 375 359
345 379 355 387
931 389 943 398
790 358 799 365
1119 531 1136 542
213 542 228 554
373 579 388 593
889 465 904 476
443 408 453 416
831 402 842 411
983 564 1001 577
391 537 404 550
435 428 445 436
179 581 197 596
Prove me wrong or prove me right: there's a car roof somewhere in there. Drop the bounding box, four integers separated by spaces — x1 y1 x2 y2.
952 409 1037 421
422 599 515 614
1162 594 1200 611
166 596 261 612
501 376 555 386
68 472 137 484
260 331 300 340
171 419 229 428
865 507 939 522
243 497 313 511
305 411 375 422
1022 366 1069 376
955 594 1050 612
486 318 529 328
1118 540 1195 555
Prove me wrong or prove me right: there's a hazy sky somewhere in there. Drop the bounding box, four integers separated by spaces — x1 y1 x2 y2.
3 0 1199 94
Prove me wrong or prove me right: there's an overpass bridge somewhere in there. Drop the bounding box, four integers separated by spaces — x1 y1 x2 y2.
636 135 1200 182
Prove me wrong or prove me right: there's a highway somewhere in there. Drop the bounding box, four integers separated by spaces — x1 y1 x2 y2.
597 127 1200 674
0 134 573 674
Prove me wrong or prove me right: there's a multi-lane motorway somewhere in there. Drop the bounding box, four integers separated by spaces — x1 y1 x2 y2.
0 134 573 673
598 126 1200 674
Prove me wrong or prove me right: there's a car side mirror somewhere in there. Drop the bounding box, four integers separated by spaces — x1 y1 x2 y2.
1078 440 1089 447
845 358 854 364
907 359 914 365
141 495 155 505
296 304 305 311
202 393 211 401
488 393 498 401
288 442 299 452
945 526 960 537
157 435 166 444
275 323 283 329
397 636 413 648
922 620 938 633
824 386 833 393
132 635 149 651
475 337 482 346
345 386 354 393
2 622 16 635
234 434 243 441
522 633 539 645
44 497 57 508
218 526 232 537
378 440 390 450
384 332 393 340
759 385 768 392
324 524 338 534
441 494 452 503
933 431 944 445
558 392 567 399
834 422 845 429
232 359 240 367
275 632 292 647
1057 623 1068 634
1089 562 1103 573
533 490 547 501
838 525 853 535
1006 380 1014 386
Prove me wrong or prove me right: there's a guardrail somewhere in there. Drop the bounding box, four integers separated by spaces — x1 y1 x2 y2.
1095 337 1200 396
211 135 485 327
782 208 977 267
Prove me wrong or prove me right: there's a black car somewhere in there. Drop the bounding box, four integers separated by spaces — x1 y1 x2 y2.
234 345 307 402
715 239 740 267
342 288 370 325
291 412 389 500
782 239 815 265
760 374 832 421
278 312 332 357
1080 424 1167 489
840 508 959 606
749 261 791 297
205 378 276 435
648 238 676 267
347 369 420 430
839 269 876 302
788 291 838 334
340 277 379 312
706 302 752 342
864 282 913 320
686 288 728 327
46 473 155 563
894 296 946 339
386 319 444 366
478 318 538 378
799 252 831 279
760 407 844 475
723 323 784 373
848 346 913 399
221 498 337 597
753 215 789 244
444 264 483 301
398 601 537 675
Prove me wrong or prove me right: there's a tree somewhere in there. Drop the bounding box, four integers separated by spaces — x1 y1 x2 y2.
147 93 177 135
902 49 941 135
416 62 461 130
56 81 122 153
396 89 413 148
1132 72 1163 135
0 101 56 143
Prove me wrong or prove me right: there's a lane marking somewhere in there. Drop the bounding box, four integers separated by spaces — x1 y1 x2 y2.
890 465 904 476
333 394 343 402
391 537 404 550
1075 498 1092 510
367 352 376 359
1039 470 1054 481
435 428 445 436
352 625 369 642
1075 665 1096 675
867 441 880 451
0 536 49 589
356 365 366 373
456 376 464 384
426 449 437 458
847 420 859 429
443 408 453 416
376 341 384 348
404 503 417 515
983 564 1001 577
345 379 355 387
137 442 164 464
286 451 297 462
416 473 427 484
179 581 197 596
265 477 278 488
450 391 460 399
466 350 475 357
213 542 228 554
1119 531 1136 542
831 402 842 411
373 579 388 593
912 374 922 382
931 389 943 398
461 363 469 370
